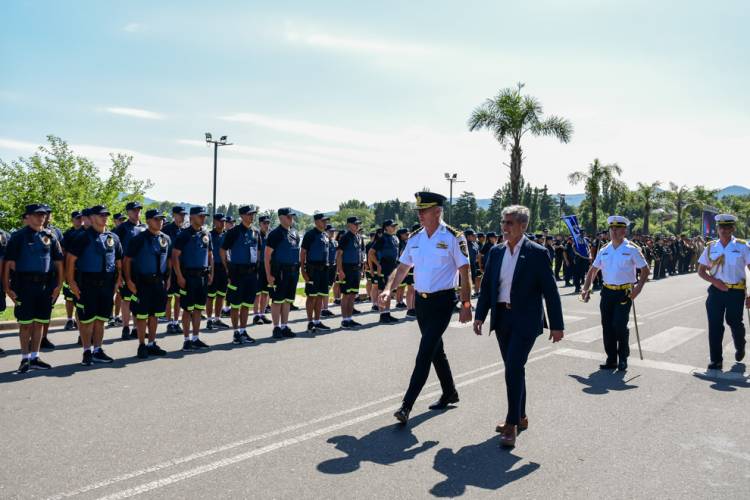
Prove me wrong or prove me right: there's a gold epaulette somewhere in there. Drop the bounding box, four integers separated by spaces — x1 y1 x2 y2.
444 224 461 237
408 227 423 239
736 238 747 244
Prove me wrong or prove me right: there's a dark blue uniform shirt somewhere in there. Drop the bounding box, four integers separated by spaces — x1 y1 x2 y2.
266 226 300 265
301 228 329 264
338 231 362 265
113 220 146 253
221 224 260 265
373 234 399 262
4 226 63 273
173 226 211 269
68 227 123 273
127 230 171 275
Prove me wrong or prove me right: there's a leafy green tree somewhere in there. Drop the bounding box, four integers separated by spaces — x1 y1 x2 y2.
568 159 622 233
635 181 662 235
468 82 573 204
0 135 151 230
663 183 693 235
451 191 478 229
330 199 374 230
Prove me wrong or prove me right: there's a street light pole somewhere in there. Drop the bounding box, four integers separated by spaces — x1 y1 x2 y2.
205 133 233 218
558 194 566 234
444 173 465 225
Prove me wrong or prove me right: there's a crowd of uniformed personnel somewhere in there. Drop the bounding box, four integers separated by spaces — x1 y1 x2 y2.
0 199 747 378
0 202 430 374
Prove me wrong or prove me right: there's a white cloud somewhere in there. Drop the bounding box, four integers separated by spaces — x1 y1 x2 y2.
122 23 143 33
282 23 432 58
103 107 165 120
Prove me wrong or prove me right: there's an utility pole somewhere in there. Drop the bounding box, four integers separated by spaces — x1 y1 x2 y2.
444 173 465 225
205 133 232 217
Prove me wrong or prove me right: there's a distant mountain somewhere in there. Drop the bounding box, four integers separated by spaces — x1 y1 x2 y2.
476 185 748 208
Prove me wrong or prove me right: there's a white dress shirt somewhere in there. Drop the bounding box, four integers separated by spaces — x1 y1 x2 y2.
698 237 750 284
592 238 648 285
399 222 470 293
497 236 525 303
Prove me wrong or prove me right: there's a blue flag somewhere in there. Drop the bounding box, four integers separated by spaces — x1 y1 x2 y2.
562 215 589 258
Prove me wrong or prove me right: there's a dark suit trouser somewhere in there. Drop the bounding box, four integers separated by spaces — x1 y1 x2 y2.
494 308 538 425
403 291 457 408
706 287 746 364
600 287 632 363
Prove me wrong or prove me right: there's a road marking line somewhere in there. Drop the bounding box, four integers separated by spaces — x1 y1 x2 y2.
568 322 643 343
47 346 551 499
555 347 748 381
631 326 704 353
94 350 555 500
564 315 586 323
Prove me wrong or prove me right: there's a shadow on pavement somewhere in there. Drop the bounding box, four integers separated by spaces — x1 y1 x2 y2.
430 436 540 497
692 363 749 391
568 370 639 394
317 411 441 475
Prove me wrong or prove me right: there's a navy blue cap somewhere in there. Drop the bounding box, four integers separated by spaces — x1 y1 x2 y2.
171 206 186 215
464 229 475 236
71 211 82 219
486 232 497 238
381 219 397 228
125 201 143 211
277 207 296 217
213 212 226 221
224 215 235 223
313 213 330 221
81 208 92 217
258 215 270 223
325 224 334 231
238 205 258 215
189 206 207 216
346 216 362 225
40 204 52 213
414 191 447 209
396 228 409 236
113 213 125 221
146 209 166 220
24 204 48 216
89 205 111 216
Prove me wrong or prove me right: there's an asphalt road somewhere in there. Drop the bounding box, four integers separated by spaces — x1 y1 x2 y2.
1 273 749 499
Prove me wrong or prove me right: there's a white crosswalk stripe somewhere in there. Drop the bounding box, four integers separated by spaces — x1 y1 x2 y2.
631 326 704 353
567 322 642 343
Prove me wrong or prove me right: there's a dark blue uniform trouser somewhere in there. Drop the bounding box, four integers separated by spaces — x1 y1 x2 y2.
403 290 457 408
493 308 538 426
706 286 746 363
600 287 632 363
573 258 589 291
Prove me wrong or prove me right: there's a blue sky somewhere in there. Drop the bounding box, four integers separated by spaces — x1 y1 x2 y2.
1 0 748 213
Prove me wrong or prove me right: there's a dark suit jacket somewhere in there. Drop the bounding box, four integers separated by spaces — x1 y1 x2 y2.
475 238 564 336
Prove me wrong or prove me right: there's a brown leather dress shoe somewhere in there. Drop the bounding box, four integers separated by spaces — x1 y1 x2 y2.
496 416 528 433
500 425 517 448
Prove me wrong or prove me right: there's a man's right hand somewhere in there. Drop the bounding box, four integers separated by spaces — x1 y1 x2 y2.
127 280 137 295
377 291 390 308
713 279 729 292
267 275 275 287
69 282 81 300
337 270 345 281
580 289 591 303
473 320 483 336
177 276 186 289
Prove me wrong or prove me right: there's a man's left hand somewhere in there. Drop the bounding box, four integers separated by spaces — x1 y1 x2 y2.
629 285 642 301
745 296 750 309
549 330 564 343
458 304 472 324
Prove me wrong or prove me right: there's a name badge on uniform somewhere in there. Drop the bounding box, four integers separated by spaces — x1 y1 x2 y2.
622 252 630 256
436 241 448 249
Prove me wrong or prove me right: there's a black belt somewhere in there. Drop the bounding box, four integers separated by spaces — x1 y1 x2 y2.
416 289 455 299
343 263 360 270
497 302 511 310
276 264 299 271
137 274 165 284
16 272 50 283
306 262 327 270
79 272 114 286
183 268 208 277
230 263 258 274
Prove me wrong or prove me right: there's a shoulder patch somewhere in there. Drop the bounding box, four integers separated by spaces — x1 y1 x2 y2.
444 224 461 237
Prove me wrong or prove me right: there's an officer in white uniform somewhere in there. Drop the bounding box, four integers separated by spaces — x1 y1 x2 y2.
697 214 750 370
379 192 472 425
581 216 649 371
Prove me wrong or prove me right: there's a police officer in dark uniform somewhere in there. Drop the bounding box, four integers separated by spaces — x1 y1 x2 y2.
2 204 64 373
394 227 410 309
300 213 333 333
380 193 472 424
478 232 497 276
206 213 230 330
124 209 171 359
264 207 300 339
337 217 365 329
369 219 401 324
172 206 213 351
61 210 84 331
111 211 126 326
40 204 64 350
0 225 9 356
162 206 186 334
464 229 480 297
221 205 261 344
321 223 338 318
253 214 273 325
113 201 146 340
65 205 123 366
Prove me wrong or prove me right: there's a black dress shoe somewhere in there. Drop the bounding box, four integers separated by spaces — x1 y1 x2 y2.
599 361 617 370
617 360 628 372
428 391 459 410
394 406 410 425
736 346 746 362
707 361 723 371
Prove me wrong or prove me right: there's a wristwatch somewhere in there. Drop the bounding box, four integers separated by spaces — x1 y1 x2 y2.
462 301 472 309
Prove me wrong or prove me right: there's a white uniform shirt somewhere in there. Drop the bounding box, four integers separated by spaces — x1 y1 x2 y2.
698 237 750 284
592 238 648 285
497 236 525 303
399 222 470 293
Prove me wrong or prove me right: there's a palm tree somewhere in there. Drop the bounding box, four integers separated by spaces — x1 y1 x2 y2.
568 159 622 232
664 183 693 235
468 83 573 204
636 181 662 234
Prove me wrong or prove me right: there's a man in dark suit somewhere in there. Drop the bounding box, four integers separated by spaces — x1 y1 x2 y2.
473 205 565 448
